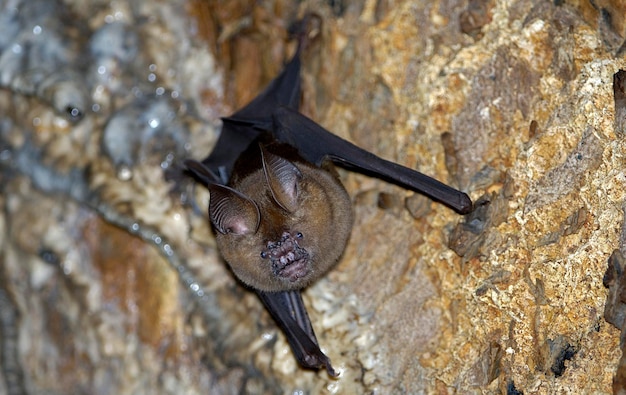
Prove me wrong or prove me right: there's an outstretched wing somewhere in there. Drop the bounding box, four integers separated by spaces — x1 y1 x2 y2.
270 106 473 214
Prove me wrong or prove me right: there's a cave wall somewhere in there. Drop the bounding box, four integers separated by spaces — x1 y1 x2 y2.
1 0 625 393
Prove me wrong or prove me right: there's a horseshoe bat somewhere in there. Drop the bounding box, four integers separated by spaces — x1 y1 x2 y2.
185 22 472 377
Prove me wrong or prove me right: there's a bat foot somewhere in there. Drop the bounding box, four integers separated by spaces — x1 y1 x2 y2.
288 13 322 51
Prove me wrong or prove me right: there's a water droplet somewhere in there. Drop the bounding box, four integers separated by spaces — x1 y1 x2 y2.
148 118 160 128
117 165 133 181
32 25 42 35
68 107 82 120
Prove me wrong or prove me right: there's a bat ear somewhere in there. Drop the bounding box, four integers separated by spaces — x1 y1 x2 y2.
260 145 302 212
208 184 260 235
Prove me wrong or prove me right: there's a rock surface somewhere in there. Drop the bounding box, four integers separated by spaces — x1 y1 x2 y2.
1 0 625 393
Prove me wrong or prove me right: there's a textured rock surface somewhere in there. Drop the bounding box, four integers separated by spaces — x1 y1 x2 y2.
0 0 625 393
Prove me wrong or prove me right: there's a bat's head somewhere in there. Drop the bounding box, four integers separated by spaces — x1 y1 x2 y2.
208 147 353 292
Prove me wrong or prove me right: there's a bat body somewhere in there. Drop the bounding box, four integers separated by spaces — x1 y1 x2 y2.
186 18 472 376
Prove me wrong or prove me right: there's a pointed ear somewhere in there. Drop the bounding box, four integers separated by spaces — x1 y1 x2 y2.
261 145 302 212
208 184 260 235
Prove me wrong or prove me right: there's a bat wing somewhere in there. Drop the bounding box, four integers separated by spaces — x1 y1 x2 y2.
270 106 473 214
256 290 337 377
199 50 302 183
202 46 471 213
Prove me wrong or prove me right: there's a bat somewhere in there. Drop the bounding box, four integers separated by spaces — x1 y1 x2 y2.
185 17 472 376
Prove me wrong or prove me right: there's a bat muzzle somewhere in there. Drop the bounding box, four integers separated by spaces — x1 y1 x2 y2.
263 232 310 282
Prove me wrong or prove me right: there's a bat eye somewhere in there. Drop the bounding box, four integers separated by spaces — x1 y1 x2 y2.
260 251 268 259
296 232 303 239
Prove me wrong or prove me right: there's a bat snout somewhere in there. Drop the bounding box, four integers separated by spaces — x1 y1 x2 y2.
262 232 310 282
